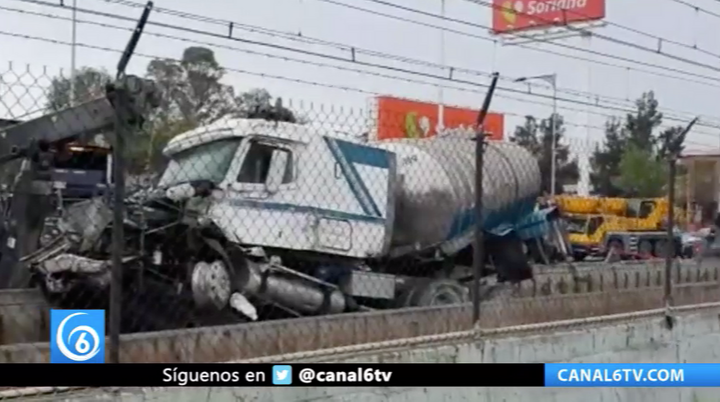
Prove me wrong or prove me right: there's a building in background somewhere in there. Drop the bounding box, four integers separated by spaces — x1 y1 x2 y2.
373 96 505 141
679 150 720 229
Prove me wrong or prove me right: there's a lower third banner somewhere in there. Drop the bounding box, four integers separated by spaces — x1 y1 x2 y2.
2 363 718 387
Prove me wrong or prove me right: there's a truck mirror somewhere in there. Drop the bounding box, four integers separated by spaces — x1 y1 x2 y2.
265 149 288 193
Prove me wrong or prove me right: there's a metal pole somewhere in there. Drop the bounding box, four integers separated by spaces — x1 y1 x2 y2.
70 0 77 106
663 117 698 314
473 127 485 324
437 0 446 133
109 87 126 364
472 73 499 325
665 157 675 311
550 78 558 196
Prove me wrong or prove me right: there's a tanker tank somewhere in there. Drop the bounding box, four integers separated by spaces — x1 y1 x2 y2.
373 130 541 256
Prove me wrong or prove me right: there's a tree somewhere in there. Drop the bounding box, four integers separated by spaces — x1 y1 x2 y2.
590 91 664 197
132 47 238 173
590 118 625 196
46 67 112 111
146 46 239 127
511 113 579 194
236 88 297 122
615 144 667 197
135 48 299 173
624 91 662 150
42 46 301 174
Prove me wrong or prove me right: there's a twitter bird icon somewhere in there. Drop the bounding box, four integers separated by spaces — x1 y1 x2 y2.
273 365 292 385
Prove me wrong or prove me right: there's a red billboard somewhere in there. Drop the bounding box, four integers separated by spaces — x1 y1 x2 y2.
491 0 606 34
375 96 504 141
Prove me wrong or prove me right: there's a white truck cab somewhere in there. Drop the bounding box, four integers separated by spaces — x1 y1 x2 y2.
159 118 397 259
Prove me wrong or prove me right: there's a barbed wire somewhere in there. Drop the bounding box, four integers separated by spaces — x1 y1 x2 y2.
79 0 720 125
6 1 720 136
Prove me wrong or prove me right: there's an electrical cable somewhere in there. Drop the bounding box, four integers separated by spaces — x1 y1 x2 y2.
667 0 720 20
10 0 720 128
463 0 720 61
315 0 720 83
0 26 718 145
83 0 720 105
88 0 720 93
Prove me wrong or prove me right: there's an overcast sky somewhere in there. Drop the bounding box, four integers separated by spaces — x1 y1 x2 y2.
2 0 720 154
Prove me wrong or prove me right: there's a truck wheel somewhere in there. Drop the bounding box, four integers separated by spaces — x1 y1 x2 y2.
573 252 587 262
638 240 653 257
410 279 469 307
608 239 624 254
654 240 670 258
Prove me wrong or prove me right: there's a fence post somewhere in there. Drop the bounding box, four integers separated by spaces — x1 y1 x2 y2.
664 117 698 322
472 72 499 325
665 154 676 311
108 83 128 364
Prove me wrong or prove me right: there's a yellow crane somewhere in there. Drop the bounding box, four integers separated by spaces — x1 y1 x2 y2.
552 195 685 260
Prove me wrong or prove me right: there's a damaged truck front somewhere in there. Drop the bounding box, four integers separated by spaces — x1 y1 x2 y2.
30 117 567 331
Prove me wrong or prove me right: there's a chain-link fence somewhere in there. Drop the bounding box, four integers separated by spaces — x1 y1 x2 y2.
0 60 718 377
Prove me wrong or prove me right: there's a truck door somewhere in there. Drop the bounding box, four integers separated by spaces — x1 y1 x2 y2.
232 139 294 199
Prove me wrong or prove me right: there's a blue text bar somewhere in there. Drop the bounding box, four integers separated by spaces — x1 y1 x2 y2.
545 364 720 387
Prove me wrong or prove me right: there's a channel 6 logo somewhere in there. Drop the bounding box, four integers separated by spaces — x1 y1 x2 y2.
50 309 105 363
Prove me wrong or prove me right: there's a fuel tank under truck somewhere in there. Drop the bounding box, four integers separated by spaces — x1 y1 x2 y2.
373 130 542 257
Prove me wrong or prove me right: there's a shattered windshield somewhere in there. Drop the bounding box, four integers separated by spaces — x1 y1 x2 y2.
158 138 241 188
565 216 588 234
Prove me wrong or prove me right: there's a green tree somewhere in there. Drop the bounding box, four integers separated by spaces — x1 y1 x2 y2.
590 118 624 196
590 91 664 197
511 113 579 194
46 67 112 111
624 91 662 150
615 144 667 197
42 47 301 174
135 48 299 173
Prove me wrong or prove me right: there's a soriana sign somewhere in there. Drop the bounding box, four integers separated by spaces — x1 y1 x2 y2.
491 0 606 34
375 96 504 141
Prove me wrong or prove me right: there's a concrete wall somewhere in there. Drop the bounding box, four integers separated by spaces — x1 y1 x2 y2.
24 306 720 402
2 261 717 363
0 289 48 345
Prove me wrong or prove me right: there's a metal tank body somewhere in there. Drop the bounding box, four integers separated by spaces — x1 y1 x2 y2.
373 130 541 256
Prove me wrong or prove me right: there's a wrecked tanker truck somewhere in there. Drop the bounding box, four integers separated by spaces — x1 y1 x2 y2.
25 117 570 331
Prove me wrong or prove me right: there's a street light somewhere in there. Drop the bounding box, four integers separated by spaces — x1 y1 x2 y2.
514 74 558 196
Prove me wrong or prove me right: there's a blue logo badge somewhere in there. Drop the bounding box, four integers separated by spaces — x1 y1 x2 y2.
50 310 105 363
272 365 292 385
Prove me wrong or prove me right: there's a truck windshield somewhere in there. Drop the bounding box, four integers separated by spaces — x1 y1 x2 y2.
158 138 241 188
566 217 587 234
54 147 108 171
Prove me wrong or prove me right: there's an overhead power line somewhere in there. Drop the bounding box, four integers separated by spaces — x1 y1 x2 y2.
22 0 720 126
6 2 720 134
339 0 720 77
312 0 720 89
667 0 720 21
465 0 720 61
0 28 715 148
88 0 720 92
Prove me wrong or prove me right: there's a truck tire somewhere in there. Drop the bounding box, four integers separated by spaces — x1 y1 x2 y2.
573 252 587 262
654 240 670 258
409 279 469 307
492 236 533 283
638 240 653 257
